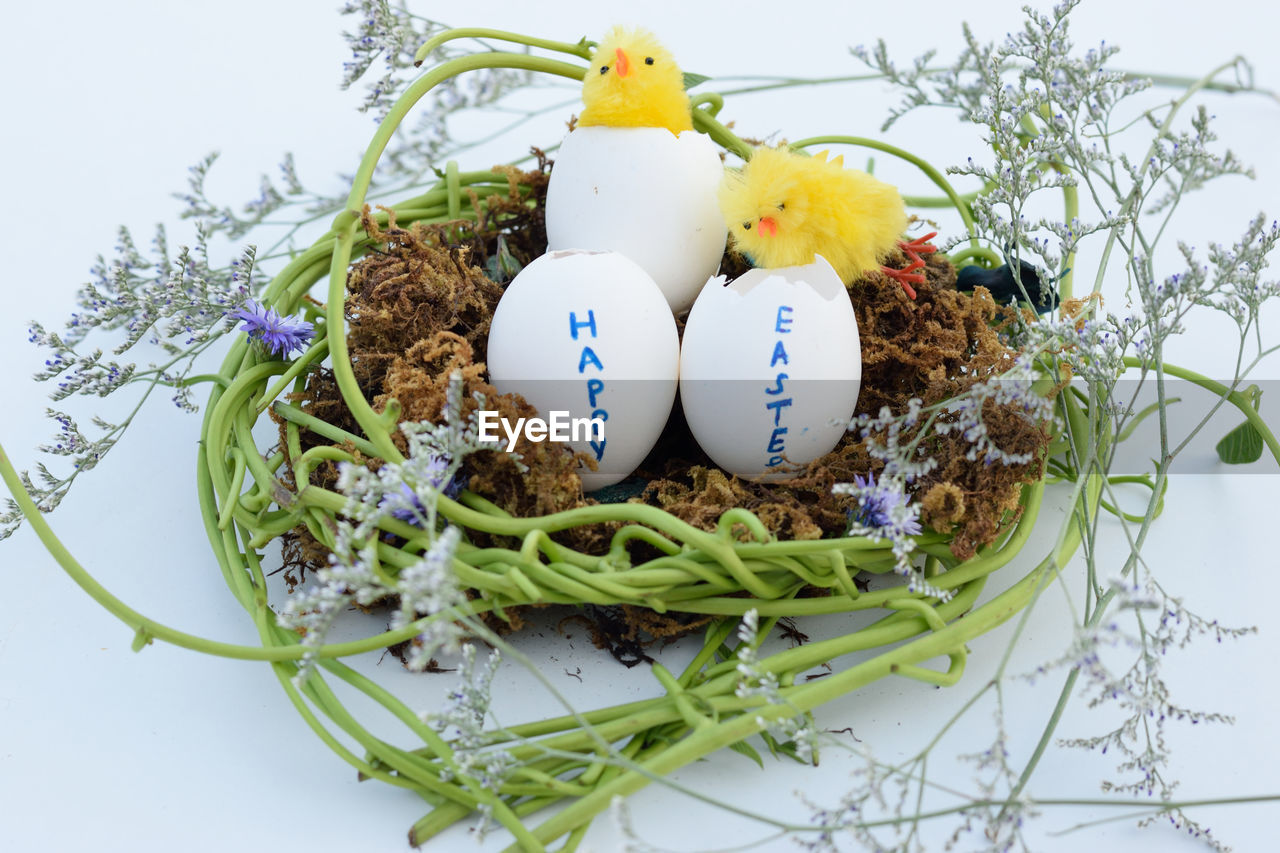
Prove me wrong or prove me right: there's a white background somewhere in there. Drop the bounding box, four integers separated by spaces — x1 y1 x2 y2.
1 1 1277 851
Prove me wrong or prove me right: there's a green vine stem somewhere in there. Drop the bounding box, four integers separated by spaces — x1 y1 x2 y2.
413 28 595 66
0 439 314 661
1123 357 1280 466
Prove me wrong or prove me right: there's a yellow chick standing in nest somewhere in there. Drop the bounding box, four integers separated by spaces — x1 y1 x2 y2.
719 146 937 299
544 26 726 314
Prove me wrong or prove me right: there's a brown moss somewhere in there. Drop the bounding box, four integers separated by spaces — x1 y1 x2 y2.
345 211 504 393
851 253 1005 414
920 482 966 530
646 466 837 541
339 155 551 399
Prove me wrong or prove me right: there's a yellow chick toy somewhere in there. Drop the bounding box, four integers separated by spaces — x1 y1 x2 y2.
719 146 937 298
577 26 692 135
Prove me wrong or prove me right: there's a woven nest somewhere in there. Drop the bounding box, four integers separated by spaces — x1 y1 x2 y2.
193 38 1060 846
269 155 1047 657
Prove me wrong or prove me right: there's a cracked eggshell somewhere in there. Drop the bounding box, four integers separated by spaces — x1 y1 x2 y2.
486 249 680 491
679 256 861 481
545 126 726 315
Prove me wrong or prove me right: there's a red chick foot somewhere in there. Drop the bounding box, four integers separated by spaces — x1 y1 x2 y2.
880 232 939 300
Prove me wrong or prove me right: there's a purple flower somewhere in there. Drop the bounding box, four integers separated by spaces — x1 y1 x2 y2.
379 455 461 526
846 472 922 537
385 483 428 524
233 298 314 357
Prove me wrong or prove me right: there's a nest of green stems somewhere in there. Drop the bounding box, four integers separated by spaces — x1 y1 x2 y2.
189 29 1068 848
271 153 1049 652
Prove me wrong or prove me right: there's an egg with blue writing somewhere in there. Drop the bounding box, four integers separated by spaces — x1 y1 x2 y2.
679 256 861 480
545 127 727 314
486 249 680 491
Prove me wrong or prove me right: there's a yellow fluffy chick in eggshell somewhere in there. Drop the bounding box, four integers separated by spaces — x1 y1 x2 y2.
578 26 692 134
719 146 933 298
544 26 726 314
681 145 911 480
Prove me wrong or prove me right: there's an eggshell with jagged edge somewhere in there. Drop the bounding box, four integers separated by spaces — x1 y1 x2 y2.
486 249 680 491
545 126 726 314
679 256 861 480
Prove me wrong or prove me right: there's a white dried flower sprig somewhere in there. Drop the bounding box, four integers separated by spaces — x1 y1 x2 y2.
934 354 1055 466
276 520 466 686
336 0 539 205
174 153 317 242
426 645 514 802
733 609 819 764
852 397 938 484
1045 577 1254 800
338 0 531 124
848 355 1053 480
277 372 510 682
1 228 261 540
392 526 465 670
835 356 1053 598
857 0 1255 303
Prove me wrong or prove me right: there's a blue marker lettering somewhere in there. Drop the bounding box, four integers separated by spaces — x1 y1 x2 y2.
770 340 789 367
765 397 793 426
767 427 788 453
767 455 784 467
590 408 609 421
775 305 794 333
765 373 788 395
569 310 597 340
586 378 604 408
578 346 604 374
589 438 607 461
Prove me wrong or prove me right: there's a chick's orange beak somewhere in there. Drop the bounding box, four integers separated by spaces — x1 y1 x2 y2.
758 216 778 238
614 47 630 78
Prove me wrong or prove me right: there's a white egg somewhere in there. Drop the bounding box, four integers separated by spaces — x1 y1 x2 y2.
545 126 726 315
486 249 680 491
679 256 861 480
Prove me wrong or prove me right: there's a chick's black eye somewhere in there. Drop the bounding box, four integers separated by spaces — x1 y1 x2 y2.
777 202 786 210
742 222 752 230
644 56 654 65
600 65 609 75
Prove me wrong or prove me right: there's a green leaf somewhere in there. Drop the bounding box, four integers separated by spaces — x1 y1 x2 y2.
483 234 524 284
728 739 765 769
1216 420 1264 464
682 72 710 90
759 730 781 758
